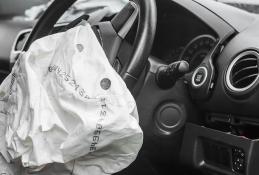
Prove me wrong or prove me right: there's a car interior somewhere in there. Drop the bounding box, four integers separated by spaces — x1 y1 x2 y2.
1 0 259 174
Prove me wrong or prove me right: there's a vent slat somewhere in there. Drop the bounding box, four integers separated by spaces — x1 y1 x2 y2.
236 57 257 64
233 74 258 88
232 66 258 81
235 59 257 68
233 59 257 72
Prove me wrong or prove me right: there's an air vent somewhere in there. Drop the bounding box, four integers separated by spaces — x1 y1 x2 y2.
226 50 259 93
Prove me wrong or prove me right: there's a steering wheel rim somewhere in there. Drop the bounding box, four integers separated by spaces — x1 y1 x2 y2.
22 0 157 92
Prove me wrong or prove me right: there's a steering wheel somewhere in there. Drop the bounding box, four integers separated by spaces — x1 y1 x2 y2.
22 0 157 93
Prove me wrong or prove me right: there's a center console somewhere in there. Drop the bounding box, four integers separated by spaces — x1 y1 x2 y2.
180 123 259 175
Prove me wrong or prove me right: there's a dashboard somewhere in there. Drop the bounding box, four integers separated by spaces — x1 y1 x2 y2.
151 1 218 72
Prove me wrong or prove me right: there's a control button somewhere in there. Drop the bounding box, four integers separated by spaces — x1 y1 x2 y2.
192 66 208 87
232 147 245 173
194 70 205 84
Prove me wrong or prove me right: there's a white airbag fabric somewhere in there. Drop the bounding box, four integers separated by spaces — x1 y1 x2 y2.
0 23 143 174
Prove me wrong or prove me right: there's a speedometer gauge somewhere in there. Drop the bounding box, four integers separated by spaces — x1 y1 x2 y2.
180 35 216 71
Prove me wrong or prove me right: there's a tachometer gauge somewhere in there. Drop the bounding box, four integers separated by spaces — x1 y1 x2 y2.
164 47 184 64
180 35 216 71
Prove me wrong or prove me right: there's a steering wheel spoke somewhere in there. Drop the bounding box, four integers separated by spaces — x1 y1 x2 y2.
111 2 139 39
91 2 139 72
92 22 122 66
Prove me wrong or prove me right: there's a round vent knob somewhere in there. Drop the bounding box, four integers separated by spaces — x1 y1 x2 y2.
226 50 259 93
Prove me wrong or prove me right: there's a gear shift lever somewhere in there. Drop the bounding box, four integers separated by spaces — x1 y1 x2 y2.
156 60 189 89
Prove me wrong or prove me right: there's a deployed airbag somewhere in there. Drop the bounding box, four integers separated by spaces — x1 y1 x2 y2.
0 23 143 175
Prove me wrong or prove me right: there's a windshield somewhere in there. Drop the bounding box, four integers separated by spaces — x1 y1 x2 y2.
217 0 259 14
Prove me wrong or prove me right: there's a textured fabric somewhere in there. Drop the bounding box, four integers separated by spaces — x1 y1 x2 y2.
0 23 143 175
